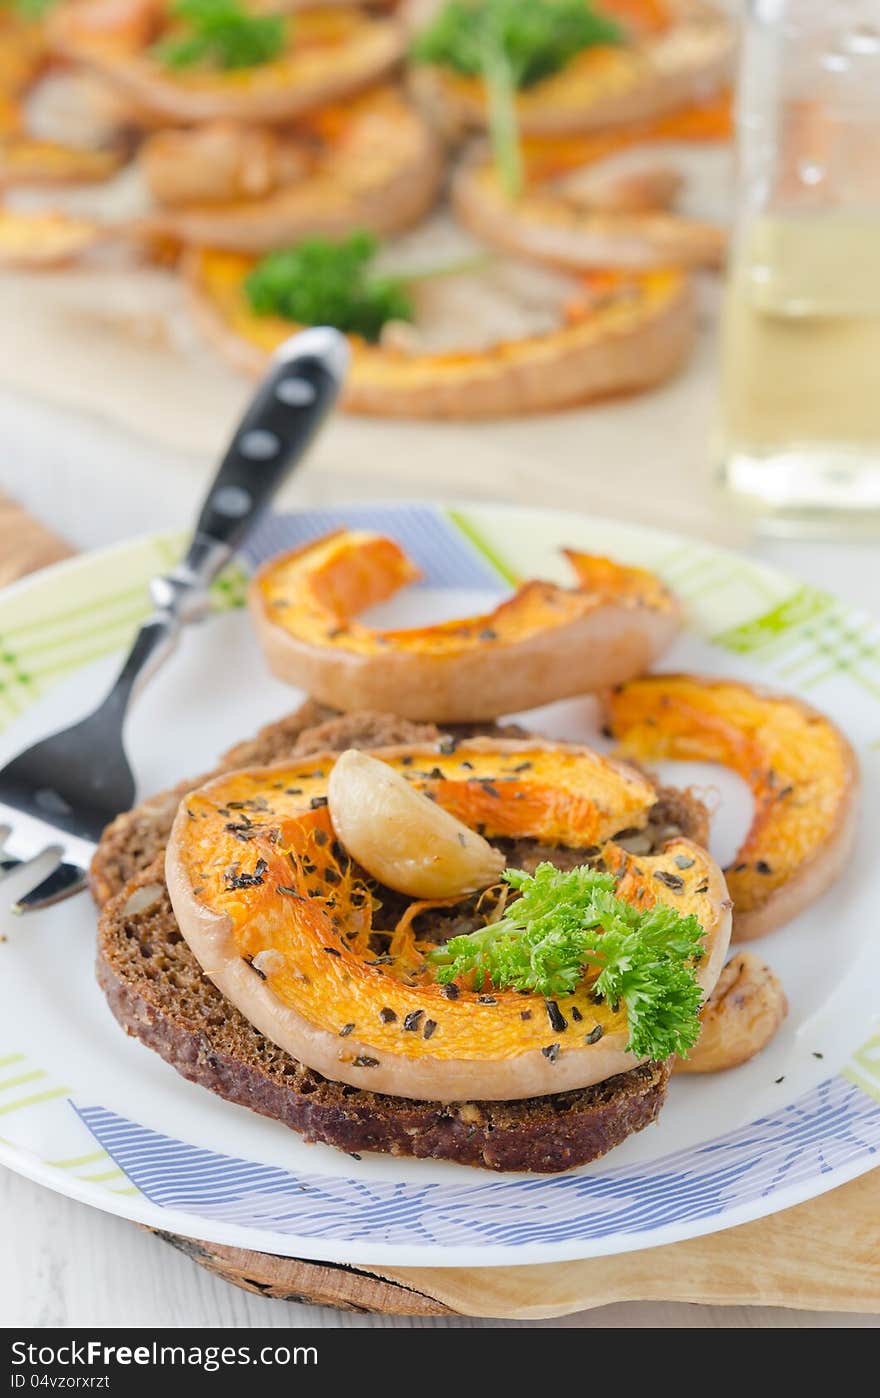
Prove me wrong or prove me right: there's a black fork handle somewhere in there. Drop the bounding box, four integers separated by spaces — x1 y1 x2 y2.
186 326 349 572
100 327 349 710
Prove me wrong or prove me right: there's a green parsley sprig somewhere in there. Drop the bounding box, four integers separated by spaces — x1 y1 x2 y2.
412 0 623 196
244 231 413 343
156 0 286 72
428 863 706 1060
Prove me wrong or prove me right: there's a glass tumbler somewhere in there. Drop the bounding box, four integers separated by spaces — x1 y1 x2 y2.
717 0 880 534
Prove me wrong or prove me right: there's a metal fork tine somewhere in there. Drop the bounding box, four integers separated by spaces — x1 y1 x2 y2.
11 861 89 915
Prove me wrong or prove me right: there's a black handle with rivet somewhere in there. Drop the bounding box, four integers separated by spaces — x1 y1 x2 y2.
191 326 349 564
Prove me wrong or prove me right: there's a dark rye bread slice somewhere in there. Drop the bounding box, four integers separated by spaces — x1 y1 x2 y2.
98 864 670 1173
93 702 705 1172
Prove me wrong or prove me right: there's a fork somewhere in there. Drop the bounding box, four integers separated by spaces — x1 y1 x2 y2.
0 326 349 915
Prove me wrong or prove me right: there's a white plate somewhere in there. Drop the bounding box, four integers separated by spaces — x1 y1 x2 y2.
0 502 877 1267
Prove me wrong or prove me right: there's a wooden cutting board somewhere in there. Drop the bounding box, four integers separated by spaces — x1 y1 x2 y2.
2 492 878 1319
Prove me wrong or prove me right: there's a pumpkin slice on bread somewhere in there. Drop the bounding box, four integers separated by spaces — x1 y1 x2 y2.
49 3 405 124
94 702 715 1172
165 737 731 1103
135 87 444 252
604 675 860 940
185 242 695 417
452 93 731 272
408 0 733 139
249 530 681 720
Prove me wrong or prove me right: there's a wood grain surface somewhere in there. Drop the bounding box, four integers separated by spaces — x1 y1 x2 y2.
1 491 877 1320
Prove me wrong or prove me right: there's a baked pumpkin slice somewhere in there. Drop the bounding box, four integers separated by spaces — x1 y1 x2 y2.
165 738 731 1103
408 0 733 139
250 530 681 720
604 674 860 940
184 241 695 417
452 93 731 272
49 1 405 124
135 87 444 251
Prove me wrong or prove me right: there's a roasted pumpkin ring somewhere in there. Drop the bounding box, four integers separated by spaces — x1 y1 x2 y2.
603 674 860 940
249 529 681 721
452 155 725 272
136 88 444 252
408 0 732 139
49 4 405 125
184 246 696 417
165 738 731 1102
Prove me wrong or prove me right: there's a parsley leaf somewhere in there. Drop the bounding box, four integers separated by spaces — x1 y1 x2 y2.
428 863 705 1060
156 0 286 72
244 230 413 343
412 0 623 88
412 1 622 198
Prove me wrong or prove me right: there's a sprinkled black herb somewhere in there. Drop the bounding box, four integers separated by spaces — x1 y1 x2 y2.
353 1055 379 1068
313 828 328 847
477 994 497 1005
673 854 695 870
225 858 268 890
585 1025 604 1044
442 983 460 1000
403 1009 424 1032
653 870 684 892
323 946 341 957
480 782 501 799
520 1009 532 1020
545 1000 568 1033
571 1005 583 1022
542 1043 560 1063
479 628 498 641
438 735 458 755
813 1051 824 1059
423 1019 437 1040
276 884 304 898
310 795 328 810
755 859 773 875
225 820 262 841
339 1023 355 1037
379 1007 397 1023
774 1075 785 1083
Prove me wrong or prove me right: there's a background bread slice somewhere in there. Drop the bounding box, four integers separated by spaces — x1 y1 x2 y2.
92 702 706 1172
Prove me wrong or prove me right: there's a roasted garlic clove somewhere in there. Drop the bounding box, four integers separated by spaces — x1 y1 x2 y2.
675 951 788 1074
327 748 505 899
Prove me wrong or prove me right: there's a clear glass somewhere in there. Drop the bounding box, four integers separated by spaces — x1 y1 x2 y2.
717 0 880 535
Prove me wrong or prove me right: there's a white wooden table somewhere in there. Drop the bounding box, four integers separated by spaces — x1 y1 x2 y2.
1 384 877 1330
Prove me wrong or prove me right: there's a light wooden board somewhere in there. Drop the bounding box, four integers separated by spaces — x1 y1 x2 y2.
2 494 877 1319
